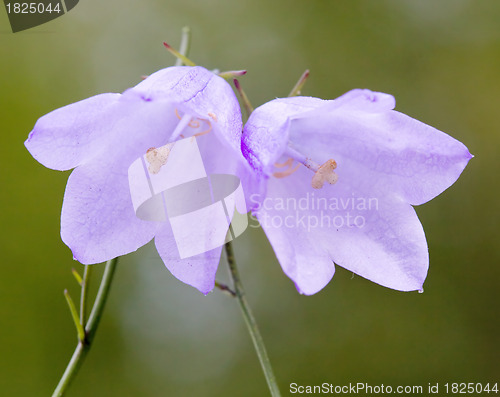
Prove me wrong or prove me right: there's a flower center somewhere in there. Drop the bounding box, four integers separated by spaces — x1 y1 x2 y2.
145 108 215 174
172 108 213 141
273 146 338 189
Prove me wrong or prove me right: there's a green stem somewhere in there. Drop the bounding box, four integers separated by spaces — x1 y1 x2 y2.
175 26 192 66
71 268 82 285
214 280 236 297
52 257 119 397
288 69 310 97
63 290 85 342
233 79 254 119
85 257 118 343
163 42 195 67
79 265 92 326
224 242 281 397
51 342 85 397
218 70 247 80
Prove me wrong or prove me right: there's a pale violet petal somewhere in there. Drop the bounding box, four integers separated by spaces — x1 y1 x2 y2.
289 97 473 205
61 160 161 264
154 222 223 295
27 65 246 294
25 93 121 171
61 98 182 263
132 66 243 154
257 165 428 293
256 208 335 295
296 89 396 117
242 97 325 174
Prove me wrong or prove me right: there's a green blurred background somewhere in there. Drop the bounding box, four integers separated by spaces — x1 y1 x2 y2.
1 0 499 395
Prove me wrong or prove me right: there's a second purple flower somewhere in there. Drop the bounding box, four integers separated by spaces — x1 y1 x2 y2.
242 89 472 295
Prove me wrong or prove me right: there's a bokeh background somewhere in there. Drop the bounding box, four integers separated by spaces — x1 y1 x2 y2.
1 0 499 396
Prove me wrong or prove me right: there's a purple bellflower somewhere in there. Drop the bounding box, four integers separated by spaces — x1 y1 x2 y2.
25 66 250 294
242 89 472 295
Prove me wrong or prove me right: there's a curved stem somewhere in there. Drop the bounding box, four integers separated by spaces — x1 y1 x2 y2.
175 26 192 67
63 290 85 342
79 265 92 326
52 257 119 397
232 79 254 119
51 343 86 397
224 242 281 397
85 257 118 343
288 69 310 97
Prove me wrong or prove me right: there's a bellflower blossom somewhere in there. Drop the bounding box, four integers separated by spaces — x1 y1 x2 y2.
25 66 250 294
242 89 472 295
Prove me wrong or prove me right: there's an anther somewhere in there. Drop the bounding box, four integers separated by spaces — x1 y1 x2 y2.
146 143 174 174
311 159 338 189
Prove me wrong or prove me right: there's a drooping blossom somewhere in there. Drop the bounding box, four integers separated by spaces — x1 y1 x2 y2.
242 89 472 295
25 66 251 294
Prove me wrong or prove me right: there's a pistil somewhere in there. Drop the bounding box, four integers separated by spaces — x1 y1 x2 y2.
280 146 338 189
174 108 213 139
169 111 193 142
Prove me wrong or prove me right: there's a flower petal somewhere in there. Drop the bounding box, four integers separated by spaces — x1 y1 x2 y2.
256 208 336 295
148 132 252 294
154 222 222 295
26 66 243 172
303 88 396 114
256 165 428 293
132 66 243 153
25 93 121 171
61 160 161 264
61 98 181 263
242 97 325 174
196 129 260 212
289 90 473 205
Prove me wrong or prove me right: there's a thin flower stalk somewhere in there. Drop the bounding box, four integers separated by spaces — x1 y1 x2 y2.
52 257 118 397
225 242 281 397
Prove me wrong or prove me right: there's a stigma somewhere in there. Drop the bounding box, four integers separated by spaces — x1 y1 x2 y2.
145 108 217 174
173 109 213 141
